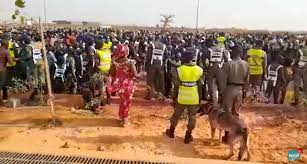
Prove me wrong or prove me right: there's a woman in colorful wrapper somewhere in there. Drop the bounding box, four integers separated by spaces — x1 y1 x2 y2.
107 44 137 127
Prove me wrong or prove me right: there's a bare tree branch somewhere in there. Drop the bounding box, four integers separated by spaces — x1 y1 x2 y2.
160 14 175 31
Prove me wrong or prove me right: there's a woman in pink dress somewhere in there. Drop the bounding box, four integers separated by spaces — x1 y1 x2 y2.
107 44 137 126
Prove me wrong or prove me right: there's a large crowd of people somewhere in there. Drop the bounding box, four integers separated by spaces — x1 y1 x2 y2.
0 27 306 132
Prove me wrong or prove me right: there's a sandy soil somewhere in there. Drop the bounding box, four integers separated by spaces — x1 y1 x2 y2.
0 82 306 164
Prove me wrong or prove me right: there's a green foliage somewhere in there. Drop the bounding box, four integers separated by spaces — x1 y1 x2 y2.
13 0 25 21
14 9 20 15
11 77 46 106
10 77 42 93
12 14 17 20
11 78 28 93
15 0 25 8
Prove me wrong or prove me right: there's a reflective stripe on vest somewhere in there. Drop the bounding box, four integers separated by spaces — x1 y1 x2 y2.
268 65 282 87
89 46 96 54
97 49 111 73
151 43 166 66
177 65 203 105
80 55 87 76
33 49 43 64
54 64 66 82
247 49 265 75
208 48 223 63
181 82 197 87
298 48 307 67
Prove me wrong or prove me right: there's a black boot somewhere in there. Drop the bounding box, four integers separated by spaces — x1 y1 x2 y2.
106 97 111 105
29 88 38 100
2 86 8 100
100 98 107 106
165 126 175 138
222 131 229 143
106 92 111 104
291 99 300 106
184 131 193 144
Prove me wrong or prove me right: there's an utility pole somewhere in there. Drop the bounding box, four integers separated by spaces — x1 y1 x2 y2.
39 17 55 125
196 0 200 31
43 0 47 23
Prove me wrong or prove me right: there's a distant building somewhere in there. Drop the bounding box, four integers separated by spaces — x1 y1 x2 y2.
82 21 101 26
52 20 101 26
52 20 72 25
101 25 112 29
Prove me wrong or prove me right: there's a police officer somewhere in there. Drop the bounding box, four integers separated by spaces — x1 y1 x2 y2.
165 47 203 144
0 39 14 103
74 46 88 92
6 37 18 87
53 54 67 93
18 36 33 82
145 36 168 100
279 57 294 104
292 39 307 105
266 55 283 104
203 38 229 107
247 40 267 101
29 35 46 100
97 37 112 75
137 37 147 73
197 39 210 101
166 43 182 98
66 46 78 94
222 43 249 116
97 38 112 75
221 43 249 143
217 32 226 48
95 39 111 104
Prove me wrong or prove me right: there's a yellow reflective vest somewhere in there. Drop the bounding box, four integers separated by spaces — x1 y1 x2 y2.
177 65 203 105
97 46 112 74
217 36 226 47
7 42 16 67
247 48 265 75
103 41 112 55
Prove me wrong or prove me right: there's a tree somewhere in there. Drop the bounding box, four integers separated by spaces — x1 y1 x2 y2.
12 0 26 22
15 0 26 8
12 14 17 20
160 14 175 31
14 9 20 15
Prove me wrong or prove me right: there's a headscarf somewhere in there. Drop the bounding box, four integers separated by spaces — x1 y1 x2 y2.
112 44 129 59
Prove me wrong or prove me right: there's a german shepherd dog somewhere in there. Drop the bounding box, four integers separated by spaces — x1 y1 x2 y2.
199 103 250 161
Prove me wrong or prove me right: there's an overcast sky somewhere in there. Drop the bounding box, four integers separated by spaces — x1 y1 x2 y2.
0 0 306 31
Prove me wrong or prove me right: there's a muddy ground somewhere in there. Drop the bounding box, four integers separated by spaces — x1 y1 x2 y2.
0 82 306 163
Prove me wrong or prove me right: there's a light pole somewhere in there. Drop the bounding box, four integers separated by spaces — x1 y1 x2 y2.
196 0 200 31
43 0 47 23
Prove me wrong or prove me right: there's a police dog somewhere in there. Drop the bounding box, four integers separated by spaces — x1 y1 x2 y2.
199 103 250 161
